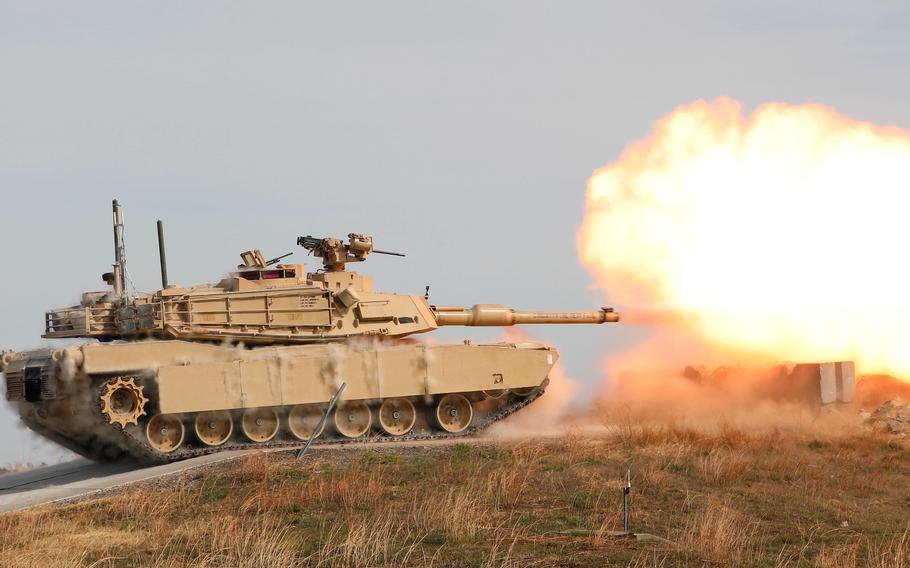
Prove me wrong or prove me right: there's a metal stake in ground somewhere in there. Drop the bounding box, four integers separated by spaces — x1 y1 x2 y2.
623 469 632 533
296 382 347 460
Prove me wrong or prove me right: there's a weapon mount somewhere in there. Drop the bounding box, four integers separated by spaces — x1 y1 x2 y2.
297 233 404 271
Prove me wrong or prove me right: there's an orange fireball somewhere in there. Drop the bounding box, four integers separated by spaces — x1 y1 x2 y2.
579 98 910 378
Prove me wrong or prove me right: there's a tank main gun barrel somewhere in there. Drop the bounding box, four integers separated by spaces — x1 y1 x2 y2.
432 304 620 326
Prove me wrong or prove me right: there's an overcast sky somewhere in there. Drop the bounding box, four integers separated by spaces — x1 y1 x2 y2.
2 1 910 466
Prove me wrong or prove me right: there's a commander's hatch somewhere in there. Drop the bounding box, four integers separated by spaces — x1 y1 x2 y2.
239 250 267 269
232 249 306 290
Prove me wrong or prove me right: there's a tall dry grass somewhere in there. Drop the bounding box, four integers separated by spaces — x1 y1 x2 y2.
306 510 428 567
2 424 909 568
695 448 749 485
810 527 910 568
675 499 764 565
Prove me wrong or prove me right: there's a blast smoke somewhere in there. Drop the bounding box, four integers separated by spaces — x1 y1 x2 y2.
488 328 580 437
579 97 910 379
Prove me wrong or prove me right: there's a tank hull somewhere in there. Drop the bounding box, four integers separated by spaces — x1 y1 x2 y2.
3 339 556 461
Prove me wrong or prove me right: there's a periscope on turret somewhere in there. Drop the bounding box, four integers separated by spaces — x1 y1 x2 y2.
2 200 620 461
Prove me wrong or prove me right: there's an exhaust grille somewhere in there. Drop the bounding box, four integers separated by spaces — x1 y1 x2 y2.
4 369 24 401
23 364 56 402
4 357 57 402
38 365 57 400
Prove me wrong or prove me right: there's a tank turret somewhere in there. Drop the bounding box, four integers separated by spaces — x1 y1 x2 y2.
4 200 620 461
42 215 619 344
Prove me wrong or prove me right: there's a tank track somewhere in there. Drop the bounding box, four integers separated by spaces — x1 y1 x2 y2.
112 381 548 463
20 411 130 461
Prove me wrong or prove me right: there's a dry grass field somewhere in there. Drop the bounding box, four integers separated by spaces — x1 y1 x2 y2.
2 415 909 567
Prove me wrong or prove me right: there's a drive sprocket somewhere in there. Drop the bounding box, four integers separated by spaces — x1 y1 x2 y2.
99 377 149 428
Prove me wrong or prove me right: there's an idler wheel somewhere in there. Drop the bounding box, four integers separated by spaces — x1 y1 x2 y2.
378 398 416 436
194 411 233 446
434 393 474 433
241 408 280 443
333 401 372 438
287 404 326 441
511 386 538 397
100 377 149 428
146 414 185 453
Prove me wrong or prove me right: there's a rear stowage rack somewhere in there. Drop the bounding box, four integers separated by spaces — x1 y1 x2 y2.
44 306 116 338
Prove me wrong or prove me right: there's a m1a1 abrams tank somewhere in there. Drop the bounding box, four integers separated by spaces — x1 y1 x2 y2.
1 201 620 462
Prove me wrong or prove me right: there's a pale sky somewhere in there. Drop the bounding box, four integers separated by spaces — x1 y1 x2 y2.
2 1 910 466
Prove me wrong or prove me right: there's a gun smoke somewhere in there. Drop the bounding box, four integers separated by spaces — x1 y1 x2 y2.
579 97 910 381
495 98 910 436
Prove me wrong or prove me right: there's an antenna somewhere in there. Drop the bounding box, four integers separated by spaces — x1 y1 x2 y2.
112 200 128 298
157 220 169 288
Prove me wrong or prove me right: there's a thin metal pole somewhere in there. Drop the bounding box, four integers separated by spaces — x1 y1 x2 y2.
623 469 631 533
296 382 347 460
157 220 169 288
112 200 125 297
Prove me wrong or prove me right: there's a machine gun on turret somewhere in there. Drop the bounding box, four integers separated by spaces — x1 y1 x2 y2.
297 233 405 271
237 250 294 269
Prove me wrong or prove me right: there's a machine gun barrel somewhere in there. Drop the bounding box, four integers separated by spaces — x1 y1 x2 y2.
433 304 620 326
297 236 323 250
265 252 294 266
372 249 406 257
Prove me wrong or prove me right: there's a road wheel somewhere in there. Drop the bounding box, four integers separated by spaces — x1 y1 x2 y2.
434 394 473 433
241 408 280 443
194 411 233 446
333 401 372 438
287 404 326 440
146 413 185 453
378 398 416 436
